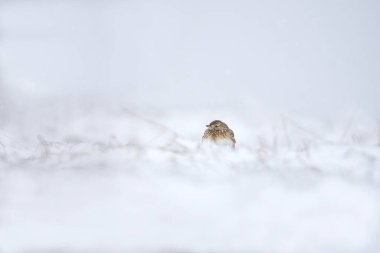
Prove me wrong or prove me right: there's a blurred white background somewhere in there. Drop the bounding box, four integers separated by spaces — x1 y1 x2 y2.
1 1 380 252
1 0 379 117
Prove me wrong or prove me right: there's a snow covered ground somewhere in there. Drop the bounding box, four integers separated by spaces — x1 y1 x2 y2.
1 1 380 252
0 89 379 252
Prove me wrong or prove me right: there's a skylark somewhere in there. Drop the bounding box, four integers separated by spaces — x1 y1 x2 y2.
202 120 236 149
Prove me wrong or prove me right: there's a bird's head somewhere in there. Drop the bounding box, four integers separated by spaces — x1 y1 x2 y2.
206 120 229 130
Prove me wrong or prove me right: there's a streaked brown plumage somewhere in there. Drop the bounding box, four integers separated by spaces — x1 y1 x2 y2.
202 120 236 149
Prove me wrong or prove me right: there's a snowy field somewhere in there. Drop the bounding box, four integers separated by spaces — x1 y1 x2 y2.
1 1 380 252
1 89 380 252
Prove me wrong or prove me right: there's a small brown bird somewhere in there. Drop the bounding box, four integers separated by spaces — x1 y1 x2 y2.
202 120 236 149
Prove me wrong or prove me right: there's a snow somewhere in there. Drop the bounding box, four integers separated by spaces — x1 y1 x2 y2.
0 91 379 252
1 1 380 252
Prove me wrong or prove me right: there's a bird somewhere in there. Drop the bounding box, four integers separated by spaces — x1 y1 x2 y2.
202 120 236 149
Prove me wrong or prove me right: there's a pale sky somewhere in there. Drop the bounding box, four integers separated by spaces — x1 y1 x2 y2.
1 0 379 117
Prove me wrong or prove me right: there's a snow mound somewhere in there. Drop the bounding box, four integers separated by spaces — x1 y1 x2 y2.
0 96 380 252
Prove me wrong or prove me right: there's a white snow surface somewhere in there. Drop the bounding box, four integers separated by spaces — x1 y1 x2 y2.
0 91 380 253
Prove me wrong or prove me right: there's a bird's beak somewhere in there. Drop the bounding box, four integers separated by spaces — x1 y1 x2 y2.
206 125 210 127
